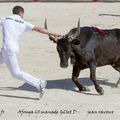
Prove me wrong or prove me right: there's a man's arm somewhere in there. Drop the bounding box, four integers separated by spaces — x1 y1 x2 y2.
32 26 60 38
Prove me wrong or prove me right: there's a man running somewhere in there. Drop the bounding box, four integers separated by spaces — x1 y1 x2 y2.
0 6 60 97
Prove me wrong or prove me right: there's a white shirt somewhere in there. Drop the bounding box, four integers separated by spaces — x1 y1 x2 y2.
0 14 35 54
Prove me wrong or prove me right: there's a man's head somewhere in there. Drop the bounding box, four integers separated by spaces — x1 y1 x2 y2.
12 6 24 18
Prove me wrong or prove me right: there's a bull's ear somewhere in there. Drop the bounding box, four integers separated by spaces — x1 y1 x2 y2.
71 40 80 45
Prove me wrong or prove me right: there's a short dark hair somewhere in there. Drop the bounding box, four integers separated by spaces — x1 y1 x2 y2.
12 6 24 14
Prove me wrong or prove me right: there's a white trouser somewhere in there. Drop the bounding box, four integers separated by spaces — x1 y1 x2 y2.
0 48 41 88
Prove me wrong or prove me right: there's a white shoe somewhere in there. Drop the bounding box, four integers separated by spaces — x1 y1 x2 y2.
36 80 47 98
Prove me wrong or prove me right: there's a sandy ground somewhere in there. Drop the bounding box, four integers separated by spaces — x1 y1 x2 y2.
0 2 120 120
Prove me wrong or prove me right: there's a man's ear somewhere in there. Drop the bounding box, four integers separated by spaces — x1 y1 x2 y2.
71 40 80 45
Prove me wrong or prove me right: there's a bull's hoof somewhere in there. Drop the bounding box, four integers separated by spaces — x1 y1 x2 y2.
96 86 104 95
79 86 90 91
99 89 104 95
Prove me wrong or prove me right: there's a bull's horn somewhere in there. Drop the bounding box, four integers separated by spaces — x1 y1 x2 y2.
75 18 81 37
44 19 57 43
44 18 48 29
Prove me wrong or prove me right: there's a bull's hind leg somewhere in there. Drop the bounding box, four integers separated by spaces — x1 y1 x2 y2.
111 64 120 87
72 63 89 91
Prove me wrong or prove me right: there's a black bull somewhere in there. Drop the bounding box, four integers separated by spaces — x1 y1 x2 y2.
45 20 120 95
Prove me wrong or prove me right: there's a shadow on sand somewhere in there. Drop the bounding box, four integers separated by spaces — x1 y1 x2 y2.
0 94 39 100
0 77 118 100
0 77 116 93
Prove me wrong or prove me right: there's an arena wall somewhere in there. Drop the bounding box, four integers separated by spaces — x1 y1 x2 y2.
0 0 120 2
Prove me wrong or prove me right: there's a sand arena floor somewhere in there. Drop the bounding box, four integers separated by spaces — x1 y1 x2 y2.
0 2 120 120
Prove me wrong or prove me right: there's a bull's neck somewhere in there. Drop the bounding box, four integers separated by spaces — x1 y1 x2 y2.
71 44 87 58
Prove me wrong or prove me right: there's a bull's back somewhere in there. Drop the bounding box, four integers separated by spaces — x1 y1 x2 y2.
95 29 120 66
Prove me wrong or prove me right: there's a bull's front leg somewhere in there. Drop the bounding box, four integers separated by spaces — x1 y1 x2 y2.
72 63 89 91
89 60 104 95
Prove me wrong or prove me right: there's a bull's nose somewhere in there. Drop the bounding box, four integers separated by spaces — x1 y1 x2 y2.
60 63 68 68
